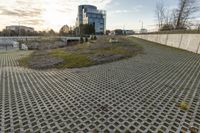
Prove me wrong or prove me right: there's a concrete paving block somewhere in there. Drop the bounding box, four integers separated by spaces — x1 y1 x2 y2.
0 38 200 132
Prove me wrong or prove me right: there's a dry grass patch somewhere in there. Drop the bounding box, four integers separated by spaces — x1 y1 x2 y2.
19 36 143 69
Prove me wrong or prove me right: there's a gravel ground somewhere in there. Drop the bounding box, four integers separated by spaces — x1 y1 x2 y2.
0 37 200 133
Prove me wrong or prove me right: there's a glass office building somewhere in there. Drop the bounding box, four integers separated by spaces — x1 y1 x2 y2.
76 5 106 34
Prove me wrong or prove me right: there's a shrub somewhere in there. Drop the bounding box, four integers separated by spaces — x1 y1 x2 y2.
85 37 88 42
178 101 189 110
159 24 174 31
91 35 94 40
80 37 84 43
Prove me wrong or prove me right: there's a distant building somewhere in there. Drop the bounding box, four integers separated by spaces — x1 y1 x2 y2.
111 29 124 35
6 25 34 33
110 29 135 35
124 30 135 35
140 28 148 33
76 5 106 34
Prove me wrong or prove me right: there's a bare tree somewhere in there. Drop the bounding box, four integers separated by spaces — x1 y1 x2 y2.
170 9 178 28
198 25 200 31
155 0 167 29
176 0 200 29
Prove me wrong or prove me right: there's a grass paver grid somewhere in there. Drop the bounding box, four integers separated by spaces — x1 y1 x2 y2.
0 37 200 133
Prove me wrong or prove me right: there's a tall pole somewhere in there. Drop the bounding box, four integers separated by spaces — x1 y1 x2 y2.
18 16 20 37
139 20 144 33
142 21 143 29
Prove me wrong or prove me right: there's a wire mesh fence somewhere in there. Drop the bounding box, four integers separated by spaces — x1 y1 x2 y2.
0 38 19 51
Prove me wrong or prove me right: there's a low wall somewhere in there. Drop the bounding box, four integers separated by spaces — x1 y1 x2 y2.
132 34 200 54
0 36 80 43
0 36 80 49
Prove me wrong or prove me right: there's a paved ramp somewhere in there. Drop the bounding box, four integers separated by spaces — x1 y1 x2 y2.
0 37 200 133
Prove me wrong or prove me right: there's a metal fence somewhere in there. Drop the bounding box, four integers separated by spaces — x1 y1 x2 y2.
0 39 19 51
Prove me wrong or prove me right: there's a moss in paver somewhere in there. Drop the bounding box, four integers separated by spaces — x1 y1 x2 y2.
189 126 198 133
114 130 121 133
18 54 31 67
158 129 164 133
92 129 99 133
125 130 132 133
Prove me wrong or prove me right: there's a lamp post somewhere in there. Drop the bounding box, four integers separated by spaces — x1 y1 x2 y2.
139 20 144 33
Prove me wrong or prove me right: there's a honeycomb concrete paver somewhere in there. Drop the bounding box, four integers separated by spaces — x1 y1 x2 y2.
0 38 200 133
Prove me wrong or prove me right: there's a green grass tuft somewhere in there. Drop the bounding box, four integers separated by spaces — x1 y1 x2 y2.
49 49 94 68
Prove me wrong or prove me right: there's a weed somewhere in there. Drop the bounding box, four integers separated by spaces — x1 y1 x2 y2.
178 101 189 110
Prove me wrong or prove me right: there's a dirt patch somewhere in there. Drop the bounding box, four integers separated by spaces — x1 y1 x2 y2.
90 53 126 64
20 51 64 69
28 56 63 69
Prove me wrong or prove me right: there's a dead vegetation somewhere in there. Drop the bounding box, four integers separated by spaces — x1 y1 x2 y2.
19 36 143 69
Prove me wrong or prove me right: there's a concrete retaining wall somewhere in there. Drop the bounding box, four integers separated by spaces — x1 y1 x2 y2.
132 34 200 54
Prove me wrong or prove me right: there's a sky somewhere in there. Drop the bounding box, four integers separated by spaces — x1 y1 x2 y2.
0 0 199 32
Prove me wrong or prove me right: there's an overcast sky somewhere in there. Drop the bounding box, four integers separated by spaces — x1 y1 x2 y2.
0 0 199 32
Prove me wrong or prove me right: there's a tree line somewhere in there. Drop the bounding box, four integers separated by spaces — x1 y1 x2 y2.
0 29 58 36
0 24 96 36
155 0 200 31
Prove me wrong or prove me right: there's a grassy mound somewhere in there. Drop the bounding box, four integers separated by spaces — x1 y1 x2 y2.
19 36 143 69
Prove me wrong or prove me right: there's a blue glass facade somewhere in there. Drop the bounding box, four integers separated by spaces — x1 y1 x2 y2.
76 5 106 34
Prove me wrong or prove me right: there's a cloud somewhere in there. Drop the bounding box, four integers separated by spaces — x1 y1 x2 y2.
109 5 143 15
0 8 42 17
19 19 45 25
110 10 130 14
113 2 120 6
0 9 19 16
133 5 143 12
0 0 112 31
